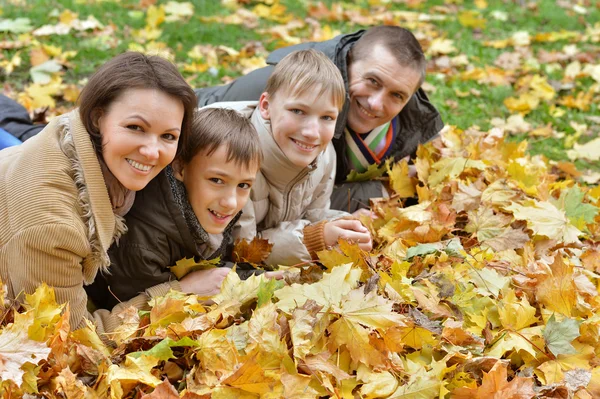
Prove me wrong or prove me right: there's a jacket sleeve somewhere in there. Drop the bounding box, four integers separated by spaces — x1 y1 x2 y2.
195 66 274 106
5 223 175 340
105 241 181 305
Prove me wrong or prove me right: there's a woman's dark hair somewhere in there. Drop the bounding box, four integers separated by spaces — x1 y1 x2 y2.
78 51 197 157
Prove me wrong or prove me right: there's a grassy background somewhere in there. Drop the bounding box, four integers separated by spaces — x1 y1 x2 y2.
1 0 599 172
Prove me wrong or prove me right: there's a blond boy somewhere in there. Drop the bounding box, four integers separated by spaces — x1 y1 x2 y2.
209 49 372 266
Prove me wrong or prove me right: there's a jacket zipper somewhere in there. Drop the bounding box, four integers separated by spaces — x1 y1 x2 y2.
281 168 310 221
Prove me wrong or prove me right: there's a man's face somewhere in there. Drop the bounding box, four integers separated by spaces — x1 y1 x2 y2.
175 145 258 234
259 85 339 168
347 45 422 134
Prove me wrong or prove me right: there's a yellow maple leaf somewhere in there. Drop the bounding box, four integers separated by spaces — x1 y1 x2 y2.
387 158 416 198
169 256 219 279
458 10 486 29
59 9 78 25
535 256 577 317
498 289 539 331
357 365 398 398
530 74 556 101
146 4 165 29
275 263 360 314
504 93 540 113
107 354 162 394
23 283 63 341
505 200 581 243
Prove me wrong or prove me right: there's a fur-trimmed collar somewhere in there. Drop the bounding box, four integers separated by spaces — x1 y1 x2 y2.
57 111 127 279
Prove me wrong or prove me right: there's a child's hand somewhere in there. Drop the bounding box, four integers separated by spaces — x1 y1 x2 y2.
179 267 231 296
323 219 373 251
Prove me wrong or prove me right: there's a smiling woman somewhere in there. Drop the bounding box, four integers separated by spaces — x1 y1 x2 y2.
0 52 197 342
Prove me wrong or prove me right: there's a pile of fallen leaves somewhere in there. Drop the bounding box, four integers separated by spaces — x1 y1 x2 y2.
0 126 599 398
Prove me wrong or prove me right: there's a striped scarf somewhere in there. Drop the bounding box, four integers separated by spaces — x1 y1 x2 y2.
345 116 399 173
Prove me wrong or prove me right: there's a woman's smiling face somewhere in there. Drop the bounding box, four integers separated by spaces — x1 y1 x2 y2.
98 87 184 191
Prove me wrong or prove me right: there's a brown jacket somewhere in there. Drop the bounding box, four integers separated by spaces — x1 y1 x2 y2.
0 111 173 338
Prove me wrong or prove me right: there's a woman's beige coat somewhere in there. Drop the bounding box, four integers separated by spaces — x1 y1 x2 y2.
0 111 176 337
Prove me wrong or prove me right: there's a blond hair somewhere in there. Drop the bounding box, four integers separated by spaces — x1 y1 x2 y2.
180 107 262 169
264 49 345 110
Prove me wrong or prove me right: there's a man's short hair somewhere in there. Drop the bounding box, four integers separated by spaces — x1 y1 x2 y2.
350 26 427 88
264 49 345 110
181 107 262 170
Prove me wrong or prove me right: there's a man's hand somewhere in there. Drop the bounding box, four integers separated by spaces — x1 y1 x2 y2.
323 219 373 251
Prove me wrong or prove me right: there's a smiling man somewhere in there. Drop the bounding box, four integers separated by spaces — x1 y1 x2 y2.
196 26 443 212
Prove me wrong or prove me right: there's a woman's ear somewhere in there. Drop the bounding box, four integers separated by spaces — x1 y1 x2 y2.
258 92 271 120
172 159 185 181
91 108 103 131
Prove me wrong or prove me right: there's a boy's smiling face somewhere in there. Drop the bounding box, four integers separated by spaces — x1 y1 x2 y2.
259 84 339 168
174 145 258 234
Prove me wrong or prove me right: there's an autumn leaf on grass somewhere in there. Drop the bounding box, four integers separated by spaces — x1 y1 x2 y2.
345 161 387 183
29 60 62 85
169 256 219 279
0 315 51 387
451 360 535 398
233 237 273 264
543 315 581 357
567 137 600 162
505 200 581 244
164 1 194 22
0 18 33 33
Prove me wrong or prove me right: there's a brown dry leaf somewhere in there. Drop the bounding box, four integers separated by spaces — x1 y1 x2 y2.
452 361 536 398
141 379 181 398
233 237 273 264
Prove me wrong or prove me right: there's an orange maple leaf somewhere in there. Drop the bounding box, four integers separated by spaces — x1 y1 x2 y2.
232 237 273 264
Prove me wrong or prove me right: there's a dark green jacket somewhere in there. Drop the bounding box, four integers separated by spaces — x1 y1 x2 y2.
87 167 239 309
195 30 444 183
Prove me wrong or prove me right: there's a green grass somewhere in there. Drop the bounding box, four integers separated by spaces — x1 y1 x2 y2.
1 0 599 172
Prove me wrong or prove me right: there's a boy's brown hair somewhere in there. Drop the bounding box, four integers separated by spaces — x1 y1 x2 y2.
179 107 262 169
264 49 345 110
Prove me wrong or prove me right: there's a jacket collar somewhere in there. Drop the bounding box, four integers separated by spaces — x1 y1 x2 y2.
58 110 125 276
250 106 319 191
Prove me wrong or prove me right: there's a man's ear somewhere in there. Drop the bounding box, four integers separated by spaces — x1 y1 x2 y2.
258 92 271 120
172 159 185 181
